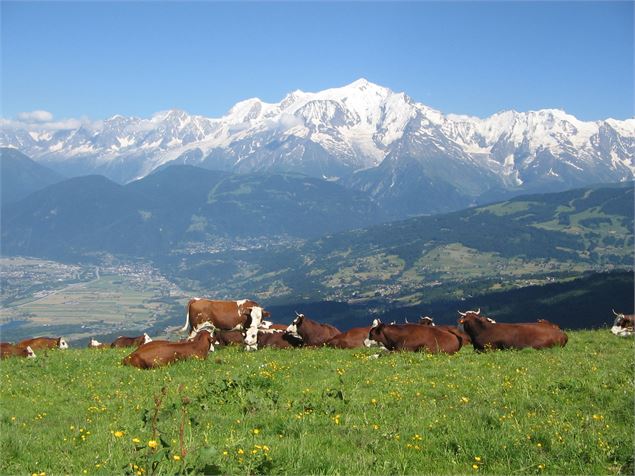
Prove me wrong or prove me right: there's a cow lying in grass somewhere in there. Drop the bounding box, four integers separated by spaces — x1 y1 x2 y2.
457 310 568 351
0 343 36 359
17 337 68 351
122 330 214 369
364 319 462 354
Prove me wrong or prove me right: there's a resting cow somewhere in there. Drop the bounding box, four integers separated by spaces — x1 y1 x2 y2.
1 343 36 359
326 326 372 349
122 330 214 369
111 333 152 348
244 328 303 351
87 338 107 349
457 310 568 351
179 299 270 338
417 315 471 345
365 319 462 354
17 336 68 351
285 313 340 347
611 310 634 337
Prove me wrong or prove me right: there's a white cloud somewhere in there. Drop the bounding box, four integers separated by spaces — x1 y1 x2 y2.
17 110 54 122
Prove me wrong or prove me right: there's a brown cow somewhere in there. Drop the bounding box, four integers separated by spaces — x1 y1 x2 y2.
417 315 472 345
179 299 270 338
285 313 340 347
213 330 245 347
365 319 462 354
611 310 634 336
111 333 152 348
457 310 568 351
0 343 36 359
326 326 372 349
17 336 68 351
122 330 214 369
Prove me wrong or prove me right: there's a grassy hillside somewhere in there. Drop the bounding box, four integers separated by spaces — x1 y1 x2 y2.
167 183 634 303
1 330 632 475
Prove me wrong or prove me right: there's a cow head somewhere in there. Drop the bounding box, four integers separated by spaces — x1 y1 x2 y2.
457 309 491 332
364 319 384 348
24 346 36 359
419 316 435 326
143 333 152 344
243 326 259 351
286 312 304 338
57 337 69 349
244 306 267 330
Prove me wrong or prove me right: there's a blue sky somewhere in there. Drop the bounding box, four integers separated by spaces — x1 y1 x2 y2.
2 1 633 121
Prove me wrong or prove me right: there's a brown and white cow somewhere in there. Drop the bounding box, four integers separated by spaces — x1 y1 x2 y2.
365 319 462 354
111 333 152 348
17 336 68 351
179 299 270 338
87 338 108 349
326 326 372 349
122 330 215 369
243 328 304 351
417 315 472 345
457 310 568 351
285 313 340 347
0 343 36 359
611 310 634 336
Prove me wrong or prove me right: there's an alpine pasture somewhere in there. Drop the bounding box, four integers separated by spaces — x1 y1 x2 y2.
1 330 633 475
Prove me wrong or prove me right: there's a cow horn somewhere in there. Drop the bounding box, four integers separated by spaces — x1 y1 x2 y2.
295 311 302 317
405 317 410 323
612 309 620 316
475 308 481 315
458 311 467 317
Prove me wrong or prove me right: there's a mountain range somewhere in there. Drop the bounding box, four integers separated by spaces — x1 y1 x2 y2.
2 79 634 216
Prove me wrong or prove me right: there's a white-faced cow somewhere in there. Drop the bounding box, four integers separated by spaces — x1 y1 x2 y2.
122 329 215 369
611 310 634 336
285 313 340 347
365 319 462 354
179 299 270 339
457 310 568 351
87 338 107 349
243 328 303 351
111 333 152 348
17 337 68 351
1 343 36 359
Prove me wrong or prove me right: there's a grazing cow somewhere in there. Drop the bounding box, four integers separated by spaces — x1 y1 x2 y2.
457 310 568 351
326 326 372 349
87 338 107 349
0 343 36 359
285 313 340 347
244 328 303 351
111 333 152 348
122 330 214 369
417 315 472 345
17 336 68 351
611 310 635 336
179 299 270 338
365 319 462 354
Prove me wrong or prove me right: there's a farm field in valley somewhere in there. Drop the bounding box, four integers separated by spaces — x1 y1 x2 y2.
1 330 632 475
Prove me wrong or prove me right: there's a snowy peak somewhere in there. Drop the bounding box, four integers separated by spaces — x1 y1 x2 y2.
1 80 633 197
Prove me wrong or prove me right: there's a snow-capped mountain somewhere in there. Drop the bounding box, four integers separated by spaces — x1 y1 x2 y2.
2 79 633 215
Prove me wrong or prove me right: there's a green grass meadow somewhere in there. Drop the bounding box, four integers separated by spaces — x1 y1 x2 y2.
1 331 633 475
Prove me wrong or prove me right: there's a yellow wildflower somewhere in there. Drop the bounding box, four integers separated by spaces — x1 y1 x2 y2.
114 431 124 438
474 456 481 462
148 440 158 449
252 428 260 435
237 448 244 455
132 437 141 443
172 455 181 461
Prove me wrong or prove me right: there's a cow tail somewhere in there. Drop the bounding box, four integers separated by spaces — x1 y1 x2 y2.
179 300 193 334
